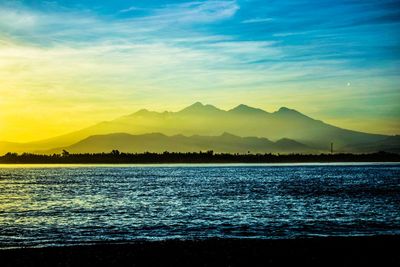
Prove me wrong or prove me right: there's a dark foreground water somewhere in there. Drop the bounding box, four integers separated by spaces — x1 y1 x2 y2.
0 163 399 248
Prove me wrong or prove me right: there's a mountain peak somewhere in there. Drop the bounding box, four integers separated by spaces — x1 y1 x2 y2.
229 104 268 114
125 108 164 118
220 132 239 138
275 138 300 144
191 101 204 107
179 102 222 114
134 108 150 115
234 104 250 109
275 107 305 117
278 107 294 112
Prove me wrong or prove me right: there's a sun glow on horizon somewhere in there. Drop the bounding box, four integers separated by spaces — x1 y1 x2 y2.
1 0 399 142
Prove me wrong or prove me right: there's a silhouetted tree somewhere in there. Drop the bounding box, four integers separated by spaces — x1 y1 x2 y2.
0 151 399 164
111 150 120 156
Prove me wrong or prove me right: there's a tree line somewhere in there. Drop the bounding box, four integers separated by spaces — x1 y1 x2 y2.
0 150 399 164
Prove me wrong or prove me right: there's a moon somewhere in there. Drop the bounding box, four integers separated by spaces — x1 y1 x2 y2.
347 82 351 87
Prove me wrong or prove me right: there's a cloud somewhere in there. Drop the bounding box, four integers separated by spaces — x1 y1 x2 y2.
272 31 310 37
0 1 394 99
0 7 38 30
0 0 399 141
119 6 145 13
0 1 240 45
137 1 240 24
241 17 273 24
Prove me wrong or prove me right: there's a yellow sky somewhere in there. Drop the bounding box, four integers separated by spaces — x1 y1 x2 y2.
1 1 399 143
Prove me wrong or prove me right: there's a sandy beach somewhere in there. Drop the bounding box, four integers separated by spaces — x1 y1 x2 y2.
1 236 399 266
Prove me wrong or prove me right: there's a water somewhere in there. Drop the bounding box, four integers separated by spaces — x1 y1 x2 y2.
0 163 399 248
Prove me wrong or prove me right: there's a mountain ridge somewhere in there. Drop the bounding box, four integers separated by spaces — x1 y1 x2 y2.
1 102 397 155
41 132 316 155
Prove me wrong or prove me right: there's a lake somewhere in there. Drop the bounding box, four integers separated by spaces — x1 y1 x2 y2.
0 163 399 248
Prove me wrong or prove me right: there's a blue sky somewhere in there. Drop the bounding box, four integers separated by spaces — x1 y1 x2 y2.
0 0 399 141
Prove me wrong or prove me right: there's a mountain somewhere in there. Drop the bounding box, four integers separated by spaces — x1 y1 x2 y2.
343 135 400 154
228 104 268 115
42 133 317 154
0 102 396 154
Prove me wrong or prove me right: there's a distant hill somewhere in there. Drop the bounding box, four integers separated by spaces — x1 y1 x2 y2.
343 135 400 154
42 133 316 154
1 102 397 154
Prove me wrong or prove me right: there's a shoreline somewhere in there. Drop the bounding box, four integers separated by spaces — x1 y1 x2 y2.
1 152 399 164
0 161 399 166
2 236 399 266
1 160 400 165
1 162 400 170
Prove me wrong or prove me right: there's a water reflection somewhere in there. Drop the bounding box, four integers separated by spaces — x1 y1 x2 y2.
0 164 399 248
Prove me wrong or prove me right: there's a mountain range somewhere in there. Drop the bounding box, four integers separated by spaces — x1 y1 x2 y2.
1 102 399 155
43 132 316 154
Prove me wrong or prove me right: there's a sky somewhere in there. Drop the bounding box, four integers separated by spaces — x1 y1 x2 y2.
0 0 399 142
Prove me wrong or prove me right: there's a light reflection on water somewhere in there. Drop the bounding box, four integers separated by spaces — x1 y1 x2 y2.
0 164 399 248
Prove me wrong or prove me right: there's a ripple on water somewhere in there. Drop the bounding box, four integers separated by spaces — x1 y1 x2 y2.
0 164 399 248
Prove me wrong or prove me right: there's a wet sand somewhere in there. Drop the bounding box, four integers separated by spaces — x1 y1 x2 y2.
1 236 399 266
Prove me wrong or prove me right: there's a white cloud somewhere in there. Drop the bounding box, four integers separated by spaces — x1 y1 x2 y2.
241 17 273 24
0 1 240 46
119 6 145 13
273 31 310 37
0 7 38 30
134 1 240 24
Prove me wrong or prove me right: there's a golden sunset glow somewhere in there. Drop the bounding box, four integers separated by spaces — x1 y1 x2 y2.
0 0 399 143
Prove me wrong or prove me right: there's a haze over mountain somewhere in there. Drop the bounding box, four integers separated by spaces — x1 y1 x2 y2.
1 103 398 155
43 133 315 154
